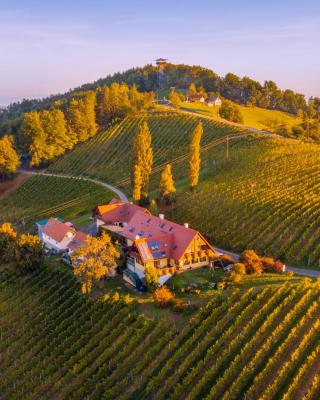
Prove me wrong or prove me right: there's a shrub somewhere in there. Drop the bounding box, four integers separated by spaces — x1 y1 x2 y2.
261 256 275 272
232 263 246 275
152 286 174 307
145 265 160 290
240 249 263 275
219 100 243 123
226 271 242 284
273 260 285 273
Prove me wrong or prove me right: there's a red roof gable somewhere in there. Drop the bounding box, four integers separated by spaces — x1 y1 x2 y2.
95 199 215 261
42 218 75 243
67 231 87 251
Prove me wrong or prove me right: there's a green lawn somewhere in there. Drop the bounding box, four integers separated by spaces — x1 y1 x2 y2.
179 101 300 133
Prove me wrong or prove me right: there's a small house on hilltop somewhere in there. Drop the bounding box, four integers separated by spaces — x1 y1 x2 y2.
206 96 222 107
36 218 87 254
94 199 217 286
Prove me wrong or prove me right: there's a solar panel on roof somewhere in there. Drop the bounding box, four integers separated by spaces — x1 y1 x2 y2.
152 252 166 258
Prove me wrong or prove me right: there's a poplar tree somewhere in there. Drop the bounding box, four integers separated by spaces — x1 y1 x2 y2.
133 122 153 200
160 163 175 202
132 164 142 202
189 122 203 190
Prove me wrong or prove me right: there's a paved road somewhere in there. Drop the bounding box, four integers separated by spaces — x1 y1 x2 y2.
22 170 319 278
21 170 129 202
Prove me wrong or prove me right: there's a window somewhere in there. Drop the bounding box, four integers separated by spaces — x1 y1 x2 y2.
169 226 173 232
129 227 135 233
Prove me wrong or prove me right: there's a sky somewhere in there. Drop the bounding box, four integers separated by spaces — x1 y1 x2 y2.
0 0 319 106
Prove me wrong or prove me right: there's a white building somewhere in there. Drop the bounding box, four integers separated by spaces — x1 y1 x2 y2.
36 218 86 254
206 96 222 107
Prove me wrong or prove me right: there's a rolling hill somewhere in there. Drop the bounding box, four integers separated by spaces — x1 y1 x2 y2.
44 109 320 268
0 266 319 400
47 111 251 190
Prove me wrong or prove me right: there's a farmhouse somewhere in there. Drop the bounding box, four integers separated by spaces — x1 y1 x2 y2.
187 93 206 103
36 217 87 254
94 199 217 285
206 96 222 107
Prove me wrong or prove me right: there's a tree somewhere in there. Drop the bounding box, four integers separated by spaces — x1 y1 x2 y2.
232 263 246 275
0 223 17 263
153 286 174 307
160 163 175 202
72 233 120 294
189 122 203 189
133 122 153 200
16 234 44 273
144 264 160 290
66 91 97 142
40 109 73 157
132 164 142 202
240 250 263 274
219 100 243 123
168 91 182 109
188 83 197 95
0 135 20 180
20 111 49 166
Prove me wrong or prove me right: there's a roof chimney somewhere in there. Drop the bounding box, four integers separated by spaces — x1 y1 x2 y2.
184 223 189 228
159 214 165 220
135 235 140 240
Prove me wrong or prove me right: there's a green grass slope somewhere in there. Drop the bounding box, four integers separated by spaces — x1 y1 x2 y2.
0 267 319 399
0 175 112 230
168 138 320 268
180 101 300 132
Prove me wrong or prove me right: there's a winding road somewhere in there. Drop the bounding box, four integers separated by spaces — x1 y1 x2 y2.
21 169 320 278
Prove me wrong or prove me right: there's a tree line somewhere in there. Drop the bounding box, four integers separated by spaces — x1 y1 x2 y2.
1 63 318 129
131 120 203 204
0 83 154 175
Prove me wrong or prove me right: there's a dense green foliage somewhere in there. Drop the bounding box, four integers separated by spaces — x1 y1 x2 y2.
0 175 112 230
0 267 319 399
219 100 243 123
169 137 320 268
1 83 153 167
1 63 318 140
0 134 20 179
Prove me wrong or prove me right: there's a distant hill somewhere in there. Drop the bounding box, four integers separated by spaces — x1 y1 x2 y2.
1 62 318 131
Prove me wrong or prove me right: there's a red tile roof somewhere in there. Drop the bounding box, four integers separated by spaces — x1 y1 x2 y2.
42 218 75 243
67 231 87 251
96 199 215 261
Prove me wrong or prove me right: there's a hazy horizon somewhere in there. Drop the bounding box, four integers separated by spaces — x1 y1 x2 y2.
1 0 319 107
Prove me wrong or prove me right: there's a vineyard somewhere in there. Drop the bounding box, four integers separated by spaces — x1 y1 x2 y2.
48 112 251 190
0 267 319 400
0 175 112 230
168 137 320 268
